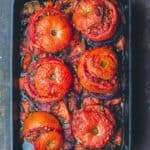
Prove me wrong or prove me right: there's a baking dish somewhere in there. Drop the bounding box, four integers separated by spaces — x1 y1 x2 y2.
10 0 132 149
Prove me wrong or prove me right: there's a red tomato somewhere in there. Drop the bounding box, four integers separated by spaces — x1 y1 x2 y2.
24 58 72 103
34 131 64 150
73 0 118 42
22 112 62 143
28 8 72 53
77 46 119 94
72 106 116 149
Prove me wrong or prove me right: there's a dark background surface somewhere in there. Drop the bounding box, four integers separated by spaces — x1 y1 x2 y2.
0 0 150 149
132 0 150 150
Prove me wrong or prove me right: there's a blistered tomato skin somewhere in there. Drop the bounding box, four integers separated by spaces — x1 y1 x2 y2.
78 46 119 94
73 0 118 42
24 58 72 103
34 131 64 150
72 106 116 149
28 7 72 53
22 112 62 143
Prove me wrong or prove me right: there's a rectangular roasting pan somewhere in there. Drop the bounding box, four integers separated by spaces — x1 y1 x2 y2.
0 0 132 149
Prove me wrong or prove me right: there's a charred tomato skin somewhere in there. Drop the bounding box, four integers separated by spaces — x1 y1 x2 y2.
28 7 72 53
77 46 119 94
73 0 118 42
24 58 72 103
34 131 64 150
22 112 62 143
72 106 116 149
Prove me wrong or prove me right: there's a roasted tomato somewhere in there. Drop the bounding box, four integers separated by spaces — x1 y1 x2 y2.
51 101 71 123
78 46 119 94
20 100 30 122
28 7 72 53
73 76 83 94
104 97 122 106
68 32 86 72
82 97 101 107
114 128 123 146
34 131 64 150
115 35 127 52
69 33 86 61
68 94 79 113
21 1 41 17
73 0 118 42
22 111 62 143
72 106 116 149
23 58 72 103
22 53 32 72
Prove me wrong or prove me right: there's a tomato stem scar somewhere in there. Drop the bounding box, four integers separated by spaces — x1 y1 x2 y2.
51 30 57 36
83 7 90 14
100 61 107 68
49 73 56 80
91 127 99 135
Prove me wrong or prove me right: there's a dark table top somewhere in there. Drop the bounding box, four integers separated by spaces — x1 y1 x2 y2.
0 0 150 149
132 0 150 150
0 0 13 149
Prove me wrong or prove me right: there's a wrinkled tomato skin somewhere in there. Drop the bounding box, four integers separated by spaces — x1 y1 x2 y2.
73 0 118 42
24 58 72 103
84 105 116 127
28 8 72 53
77 46 119 94
72 106 115 149
22 112 61 140
34 131 64 150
